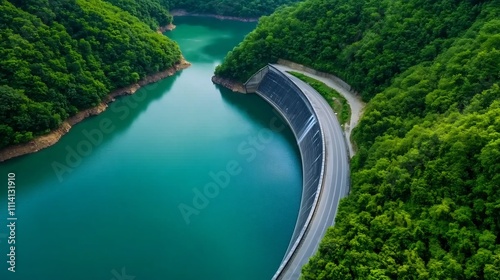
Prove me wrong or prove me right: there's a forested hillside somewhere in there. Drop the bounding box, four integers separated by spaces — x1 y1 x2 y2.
303 13 500 280
167 0 300 18
104 0 172 29
215 0 486 100
0 0 181 149
216 0 500 278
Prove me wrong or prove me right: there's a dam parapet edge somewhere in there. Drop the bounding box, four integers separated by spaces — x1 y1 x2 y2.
243 64 327 279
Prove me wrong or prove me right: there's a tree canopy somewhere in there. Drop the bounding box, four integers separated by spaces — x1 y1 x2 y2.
215 0 487 101
304 13 500 279
105 0 173 29
0 0 181 148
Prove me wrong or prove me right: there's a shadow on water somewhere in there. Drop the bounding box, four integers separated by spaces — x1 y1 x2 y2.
201 37 244 59
98 71 182 142
168 16 256 62
0 72 182 191
182 37 243 63
217 85 297 145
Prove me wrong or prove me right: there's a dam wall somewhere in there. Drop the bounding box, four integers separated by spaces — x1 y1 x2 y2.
244 65 325 278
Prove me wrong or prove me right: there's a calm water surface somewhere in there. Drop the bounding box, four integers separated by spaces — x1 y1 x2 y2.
0 17 301 280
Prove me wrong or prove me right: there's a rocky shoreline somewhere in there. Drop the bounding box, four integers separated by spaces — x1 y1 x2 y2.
211 75 246 93
157 23 176 34
0 58 191 162
171 9 259 22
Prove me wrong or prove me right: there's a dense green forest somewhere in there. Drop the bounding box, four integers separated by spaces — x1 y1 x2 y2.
215 0 486 100
216 0 500 278
104 0 172 29
0 0 181 149
303 14 500 279
167 0 300 18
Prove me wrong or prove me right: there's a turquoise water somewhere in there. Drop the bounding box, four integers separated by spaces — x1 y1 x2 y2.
0 17 301 280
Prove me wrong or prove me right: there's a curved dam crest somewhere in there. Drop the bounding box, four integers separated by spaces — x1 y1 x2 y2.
243 65 350 279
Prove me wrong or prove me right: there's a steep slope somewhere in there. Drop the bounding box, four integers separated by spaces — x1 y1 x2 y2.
215 0 485 100
104 0 173 29
0 0 181 149
303 11 500 279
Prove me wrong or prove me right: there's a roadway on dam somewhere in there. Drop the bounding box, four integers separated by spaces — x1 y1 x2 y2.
274 63 365 157
271 66 350 280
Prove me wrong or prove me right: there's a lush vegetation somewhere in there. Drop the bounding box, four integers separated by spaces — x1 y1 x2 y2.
215 0 486 101
303 11 500 278
0 0 181 149
167 0 300 18
216 0 500 278
289 71 350 126
105 0 172 29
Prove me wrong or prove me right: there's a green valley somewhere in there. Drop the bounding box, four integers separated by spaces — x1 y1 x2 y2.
2 0 499 278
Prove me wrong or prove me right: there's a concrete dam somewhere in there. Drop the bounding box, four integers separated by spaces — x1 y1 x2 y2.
244 64 350 279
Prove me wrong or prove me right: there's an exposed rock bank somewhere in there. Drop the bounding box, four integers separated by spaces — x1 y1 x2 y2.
0 58 191 162
211 76 246 93
157 23 176 34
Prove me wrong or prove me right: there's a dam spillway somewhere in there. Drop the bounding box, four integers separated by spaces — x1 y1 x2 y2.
244 64 350 279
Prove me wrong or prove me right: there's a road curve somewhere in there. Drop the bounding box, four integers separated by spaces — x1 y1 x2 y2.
273 64 365 157
271 67 350 280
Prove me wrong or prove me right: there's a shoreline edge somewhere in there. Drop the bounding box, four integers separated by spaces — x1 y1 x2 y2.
0 57 191 162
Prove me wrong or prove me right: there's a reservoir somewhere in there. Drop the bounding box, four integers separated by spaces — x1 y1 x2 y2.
0 17 302 279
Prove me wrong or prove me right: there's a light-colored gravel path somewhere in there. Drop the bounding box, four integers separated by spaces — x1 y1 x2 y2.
273 63 365 157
